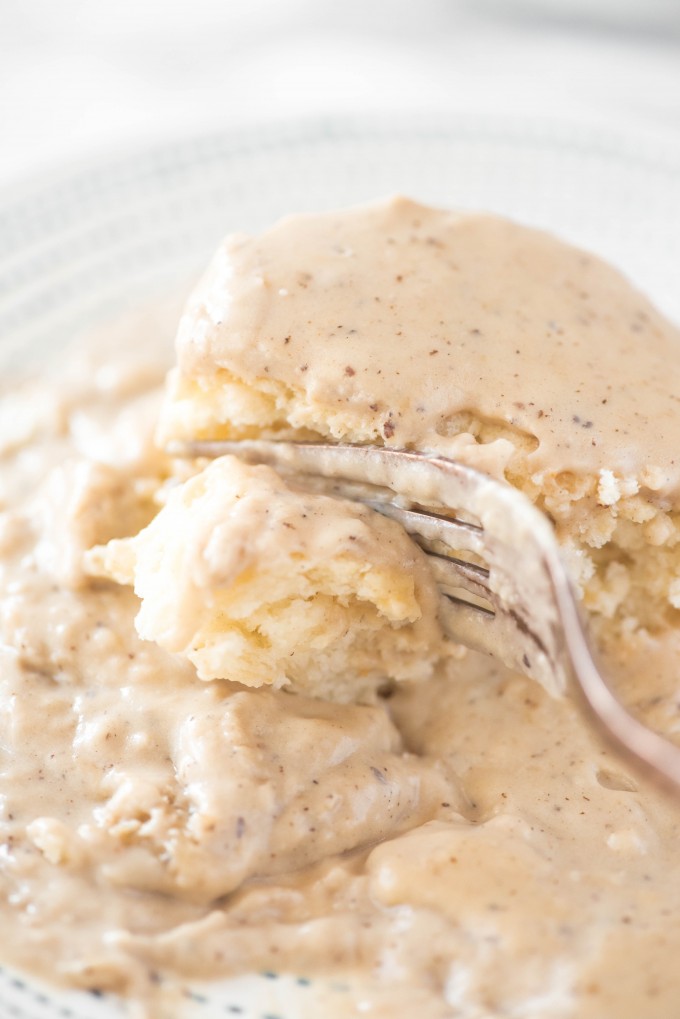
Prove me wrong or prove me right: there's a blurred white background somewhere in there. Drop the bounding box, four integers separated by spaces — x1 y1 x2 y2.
1 0 680 187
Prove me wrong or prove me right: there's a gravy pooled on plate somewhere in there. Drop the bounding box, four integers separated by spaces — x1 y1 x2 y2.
1 198 680 1018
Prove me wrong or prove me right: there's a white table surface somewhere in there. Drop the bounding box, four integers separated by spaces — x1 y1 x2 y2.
1 0 679 188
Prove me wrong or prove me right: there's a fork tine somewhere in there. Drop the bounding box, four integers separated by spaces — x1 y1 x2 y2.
362 501 487 558
437 596 498 657
426 554 493 605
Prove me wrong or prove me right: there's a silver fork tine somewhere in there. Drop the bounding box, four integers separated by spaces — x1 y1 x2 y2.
347 501 502 657
361 501 487 557
426 554 492 603
360 501 493 599
170 437 680 791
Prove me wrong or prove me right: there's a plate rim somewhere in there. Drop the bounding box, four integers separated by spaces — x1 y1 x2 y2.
2 110 680 217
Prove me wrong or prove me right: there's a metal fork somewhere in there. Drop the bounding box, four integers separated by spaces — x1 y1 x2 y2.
171 438 680 791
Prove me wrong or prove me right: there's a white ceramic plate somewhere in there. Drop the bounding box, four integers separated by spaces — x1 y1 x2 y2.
1 113 680 1019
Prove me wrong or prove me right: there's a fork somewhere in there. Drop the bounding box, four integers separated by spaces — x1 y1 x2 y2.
171 438 680 791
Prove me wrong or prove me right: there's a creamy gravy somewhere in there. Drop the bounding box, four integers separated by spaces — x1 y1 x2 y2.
1 217 680 1019
164 196 680 493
